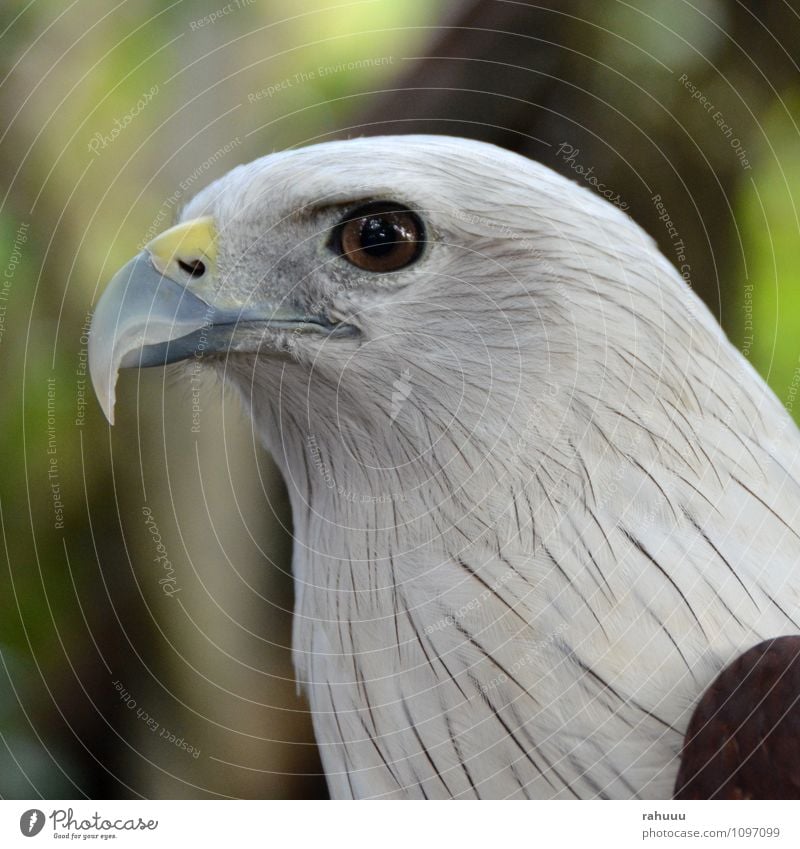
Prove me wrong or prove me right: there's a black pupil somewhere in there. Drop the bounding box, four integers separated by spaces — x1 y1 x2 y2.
360 216 403 256
178 258 206 277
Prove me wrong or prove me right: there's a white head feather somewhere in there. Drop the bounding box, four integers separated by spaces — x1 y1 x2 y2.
156 136 800 797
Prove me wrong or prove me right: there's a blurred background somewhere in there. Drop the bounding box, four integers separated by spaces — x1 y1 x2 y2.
1 0 799 798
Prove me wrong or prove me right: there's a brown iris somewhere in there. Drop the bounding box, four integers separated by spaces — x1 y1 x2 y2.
332 202 424 272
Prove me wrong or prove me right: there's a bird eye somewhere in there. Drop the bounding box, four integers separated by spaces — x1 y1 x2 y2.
331 202 424 272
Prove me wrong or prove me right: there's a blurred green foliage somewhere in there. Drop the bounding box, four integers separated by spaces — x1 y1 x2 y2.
738 90 800 406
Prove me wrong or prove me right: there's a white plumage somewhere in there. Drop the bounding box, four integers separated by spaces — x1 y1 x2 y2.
90 135 800 798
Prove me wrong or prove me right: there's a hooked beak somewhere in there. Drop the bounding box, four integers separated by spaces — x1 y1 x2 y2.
88 217 348 424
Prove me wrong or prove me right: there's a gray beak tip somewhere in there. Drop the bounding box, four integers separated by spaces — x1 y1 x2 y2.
88 252 213 427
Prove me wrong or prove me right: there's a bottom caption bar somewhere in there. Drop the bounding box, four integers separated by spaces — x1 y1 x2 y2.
1 800 796 847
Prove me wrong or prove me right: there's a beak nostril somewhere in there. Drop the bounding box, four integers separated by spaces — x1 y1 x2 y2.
178 258 206 278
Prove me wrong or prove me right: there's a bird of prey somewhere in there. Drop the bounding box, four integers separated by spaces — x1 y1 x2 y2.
88 135 800 799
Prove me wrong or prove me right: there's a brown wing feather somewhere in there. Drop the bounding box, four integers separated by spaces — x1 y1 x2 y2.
674 636 800 799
